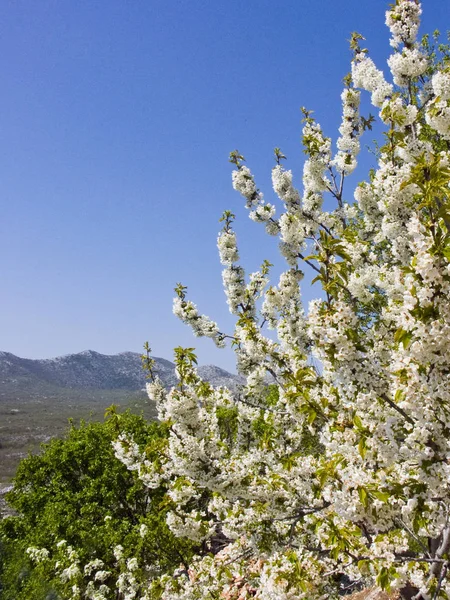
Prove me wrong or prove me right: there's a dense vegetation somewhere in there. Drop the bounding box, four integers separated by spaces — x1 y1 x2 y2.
0 411 195 599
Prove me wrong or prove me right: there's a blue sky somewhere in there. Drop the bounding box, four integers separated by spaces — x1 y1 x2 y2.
0 1 447 371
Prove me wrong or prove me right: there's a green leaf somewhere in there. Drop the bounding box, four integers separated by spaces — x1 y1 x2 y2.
358 437 367 459
358 486 368 507
307 409 317 425
371 490 390 503
353 415 363 430
377 567 390 590
394 328 413 349
394 389 405 403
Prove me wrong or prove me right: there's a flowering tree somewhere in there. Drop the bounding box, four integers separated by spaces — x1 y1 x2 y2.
27 1 450 598
121 2 450 598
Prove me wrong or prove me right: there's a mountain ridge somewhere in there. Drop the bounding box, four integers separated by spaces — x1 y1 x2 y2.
0 350 243 392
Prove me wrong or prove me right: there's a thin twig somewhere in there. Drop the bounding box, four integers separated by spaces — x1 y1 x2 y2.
236 395 289 415
433 562 448 600
380 393 415 425
395 518 431 559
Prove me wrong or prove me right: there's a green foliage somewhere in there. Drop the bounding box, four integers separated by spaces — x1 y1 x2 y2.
0 411 195 599
141 341 156 381
273 147 286 165
219 210 236 232
228 150 245 167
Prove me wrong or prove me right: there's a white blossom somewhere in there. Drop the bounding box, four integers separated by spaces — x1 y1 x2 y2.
387 47 428 86
432 70 450 100
352 53 393 107
386 0 422 48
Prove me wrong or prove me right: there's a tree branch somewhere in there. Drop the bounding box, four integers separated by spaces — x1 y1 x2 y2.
380 393 415 425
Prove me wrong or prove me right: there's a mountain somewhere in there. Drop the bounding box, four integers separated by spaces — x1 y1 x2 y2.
0 350 243 392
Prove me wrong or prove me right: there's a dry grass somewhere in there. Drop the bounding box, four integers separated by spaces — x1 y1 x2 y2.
0 388 156 484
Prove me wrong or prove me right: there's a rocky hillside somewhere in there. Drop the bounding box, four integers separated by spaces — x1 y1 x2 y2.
0 350 243 392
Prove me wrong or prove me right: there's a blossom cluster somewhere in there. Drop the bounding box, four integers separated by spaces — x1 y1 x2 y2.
172 296 225 348
27 540 146 600
332 87 362 175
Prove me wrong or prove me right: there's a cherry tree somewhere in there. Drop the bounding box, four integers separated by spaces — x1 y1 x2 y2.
129 2 450 598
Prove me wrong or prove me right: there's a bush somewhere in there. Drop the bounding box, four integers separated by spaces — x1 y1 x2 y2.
0 410 194 599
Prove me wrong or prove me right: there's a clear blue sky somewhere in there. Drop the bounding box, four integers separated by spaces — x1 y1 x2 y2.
0 1 447 371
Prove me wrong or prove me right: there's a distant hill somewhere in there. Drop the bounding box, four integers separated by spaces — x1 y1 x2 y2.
0 350 243 393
